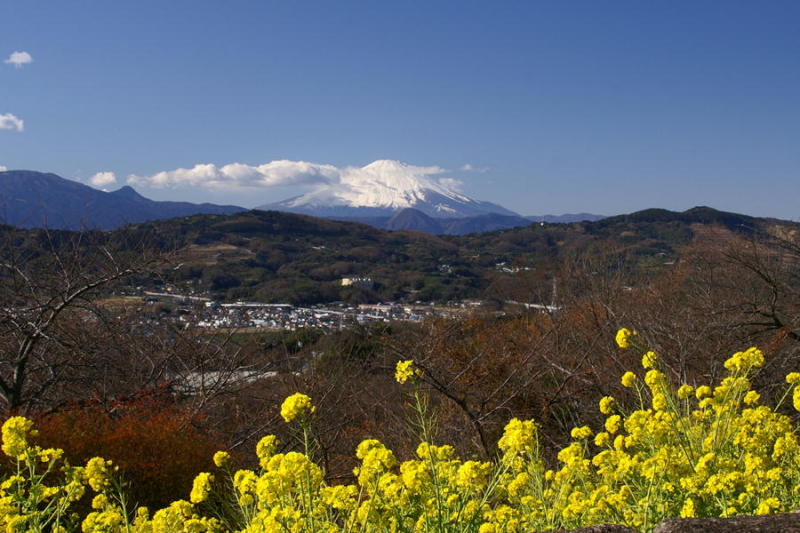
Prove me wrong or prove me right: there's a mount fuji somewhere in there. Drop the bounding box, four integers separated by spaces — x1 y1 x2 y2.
257 160 519 219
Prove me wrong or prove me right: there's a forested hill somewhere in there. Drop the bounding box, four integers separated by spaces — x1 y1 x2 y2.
2 206 793 305
90 206 788 304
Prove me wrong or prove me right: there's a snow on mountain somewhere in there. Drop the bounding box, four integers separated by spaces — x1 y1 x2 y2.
259 160 518 218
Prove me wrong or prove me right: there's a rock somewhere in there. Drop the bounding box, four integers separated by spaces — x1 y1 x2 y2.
653 513 800 532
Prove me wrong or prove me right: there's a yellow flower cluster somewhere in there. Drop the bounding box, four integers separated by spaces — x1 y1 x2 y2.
213 451 231 468
1 416 34 459
395 359 416 384
621 371 637 388
615 328 636 349
85 457 113 492
190 472 214 504
279 392 316 423
3 333 800 533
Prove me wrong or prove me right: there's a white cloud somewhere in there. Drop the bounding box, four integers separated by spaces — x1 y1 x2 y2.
127 160 341 189
89 171 118 187
437 177 464 192
128 159 456 191
460 164 489 173
0 166 7 172
4 51 33 68
128 159 473 209
0 113 24 132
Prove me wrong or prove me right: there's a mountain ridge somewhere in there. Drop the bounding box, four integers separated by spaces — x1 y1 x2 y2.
103 205 800 304
0 170 245 230
330 208 537 235
2 204 792 305
0 170 602 234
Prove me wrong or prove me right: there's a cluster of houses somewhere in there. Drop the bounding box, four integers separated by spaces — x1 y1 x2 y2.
142 293 460 331
135 283 558 333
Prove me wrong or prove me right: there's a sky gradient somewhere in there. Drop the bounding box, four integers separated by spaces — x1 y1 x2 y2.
2 1 799 218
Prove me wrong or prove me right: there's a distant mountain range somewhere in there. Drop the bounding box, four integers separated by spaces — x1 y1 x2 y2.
57 205 789 304
526 213 606 224
0 169 602 233
357 209 533 235
0 200 789 305
0 170 245 229
256 159 604 233
331 209 603 235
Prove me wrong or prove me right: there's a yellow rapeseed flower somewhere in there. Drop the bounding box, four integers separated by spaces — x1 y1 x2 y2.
598 396 615 415
455 461 492 491
37 447 63 463
696 385 712 399
615 328 635 349
233 469 257 496
680 498 696 518
594 432 611 447
621 371 637 388
744 390 760 405
1 416 34 459
189 472 214 504
570 426 592 440
498 418 538 456
212 451 230 468
395 359 417 384
644 369 664 388
280 393 316 423
605 415 622 434
786 372 800 385
642 351 657 369
256 435 279 466
652 393 667 410
756 497 781 515
85 457 112 492
354 439 397 486
320 485 357 510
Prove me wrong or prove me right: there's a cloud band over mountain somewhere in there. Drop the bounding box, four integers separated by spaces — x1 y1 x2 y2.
89 171 118 187
127 160 340 189
126 159 462 194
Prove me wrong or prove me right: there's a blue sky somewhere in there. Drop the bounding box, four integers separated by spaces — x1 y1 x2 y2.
2 1 799 217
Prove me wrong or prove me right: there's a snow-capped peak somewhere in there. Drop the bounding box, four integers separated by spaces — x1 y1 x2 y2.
261 159 518 218
280 159 471 210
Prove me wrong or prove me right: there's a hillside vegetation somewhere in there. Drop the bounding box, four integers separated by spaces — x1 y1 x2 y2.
106 206 785 304
2 205 800 531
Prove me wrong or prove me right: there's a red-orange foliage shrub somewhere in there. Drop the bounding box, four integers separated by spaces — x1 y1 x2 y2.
35 390 223 509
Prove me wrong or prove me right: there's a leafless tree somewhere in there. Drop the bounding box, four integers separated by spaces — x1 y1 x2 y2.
0 226 260 414
0 227 158 412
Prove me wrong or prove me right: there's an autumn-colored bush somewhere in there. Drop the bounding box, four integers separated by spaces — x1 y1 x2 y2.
33 390 223 509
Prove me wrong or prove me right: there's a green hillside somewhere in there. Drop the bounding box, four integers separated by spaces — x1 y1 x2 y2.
93 206 791 304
